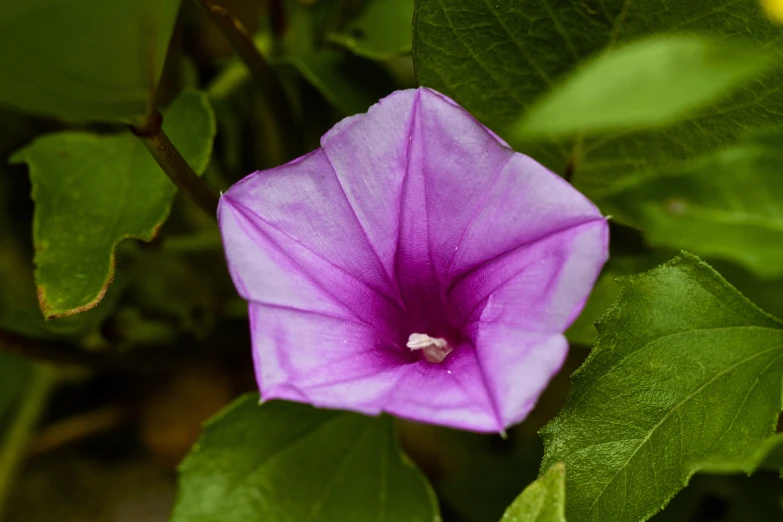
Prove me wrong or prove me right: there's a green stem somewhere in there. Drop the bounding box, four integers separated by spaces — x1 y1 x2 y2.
206 61 250 101
0 365 56 518
132 111 220 218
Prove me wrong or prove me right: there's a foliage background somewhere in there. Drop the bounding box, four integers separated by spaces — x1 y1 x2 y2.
1 0 783 521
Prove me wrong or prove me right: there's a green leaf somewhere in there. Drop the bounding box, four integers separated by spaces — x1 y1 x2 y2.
697 433 783 474
0 170 123 341
512 35 775 138
541 253 783 522
412 0 783 196
11 89 215 319
601 128 783 278
0 0 182 123
328 0 414 59
500 463 566 522
171 395 440 522
568 252 783 346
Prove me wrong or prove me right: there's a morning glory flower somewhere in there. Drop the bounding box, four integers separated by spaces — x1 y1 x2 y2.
218 88 608 432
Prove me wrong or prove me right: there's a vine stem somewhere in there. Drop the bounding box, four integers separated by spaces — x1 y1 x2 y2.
194 0 284 102
0 328 185 370
0 365 57 518
0 329 108 366
193 0 294 155
132 111 220 218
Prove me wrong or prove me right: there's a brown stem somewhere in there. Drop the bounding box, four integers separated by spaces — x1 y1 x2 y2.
0 329 105 366
27 405 128 456
563 134 585 184
132 111 219 218
193 0 293 154
562 157 576 183
0 328 178 371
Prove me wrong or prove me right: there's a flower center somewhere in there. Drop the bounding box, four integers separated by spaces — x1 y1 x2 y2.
406 333 453 364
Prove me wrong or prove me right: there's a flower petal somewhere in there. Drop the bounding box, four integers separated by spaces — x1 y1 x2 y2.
381 345 501 431
247 302 404 407
447 152 606 284
466 324 569 428
220 87 609 432
251 301 501 431
320 90 418 286
321 89 516 318
450 217 609 333
219 149 404 337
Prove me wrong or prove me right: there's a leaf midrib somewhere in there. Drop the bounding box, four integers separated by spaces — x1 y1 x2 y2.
300 422 378 522
203 412 348 508
581 344 783 520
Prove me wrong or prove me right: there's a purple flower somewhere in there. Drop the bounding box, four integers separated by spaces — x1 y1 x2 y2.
218 88 608 432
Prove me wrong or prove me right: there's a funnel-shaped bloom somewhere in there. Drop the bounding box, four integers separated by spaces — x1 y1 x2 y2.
219 88 608 432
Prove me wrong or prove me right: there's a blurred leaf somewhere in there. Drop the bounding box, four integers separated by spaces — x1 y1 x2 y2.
274 0 397 115
440 439 544 522
0 0 181 123
766 0 783 23
651 472 783 522
281 51 397 116
696 433 783 474
759 439 783 472
542 253 783 522
5 453 177 522
125 248 216 338
513 35 775 138
413 0 783 197
11 89 215 319
328 0 414 59
277 0 342 55
0 355 31 430
567 253 673 346
111 307 179 346
500 463 565 522
566 274 620 347
172 395 440 522
214 0 397 116
601 128 783 278
568 251 783 346
709 259 783 320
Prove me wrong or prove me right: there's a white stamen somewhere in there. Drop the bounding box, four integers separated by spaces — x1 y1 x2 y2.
406 333 452 364
406 333 447 350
